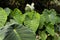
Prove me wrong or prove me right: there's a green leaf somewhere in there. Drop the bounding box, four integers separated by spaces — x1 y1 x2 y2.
0 23 14 40
56 16 60 23
4 8 12 16
42 9 50 14
24 11 40 32
42 9 57 24
25 11 34 19
42 9 50 23
46 23 55 36
4 24 36 40
49 9 56 24
40 31 47 40
24 19 39 32
0 28 7 40
49 13 56 24
0 19 17 40
0 7 7 28
11 8 25 24
39 14 46 29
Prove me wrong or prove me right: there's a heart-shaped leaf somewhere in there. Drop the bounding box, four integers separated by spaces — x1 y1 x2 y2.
24 11 40 32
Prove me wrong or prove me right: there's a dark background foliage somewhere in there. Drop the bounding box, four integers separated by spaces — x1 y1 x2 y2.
0 0 60 13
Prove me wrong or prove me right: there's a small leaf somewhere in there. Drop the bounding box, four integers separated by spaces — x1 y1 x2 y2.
49 9 56 24
56 16 60 23
46 23 55 36
4 8 12 16
40 31 47 40
49 13 56 24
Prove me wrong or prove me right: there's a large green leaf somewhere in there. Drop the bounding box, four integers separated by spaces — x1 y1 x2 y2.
0 7 7 28
0 19 17 40
4 24 36 40
46 23 55 36
0 27 7 40
11 8 25 24
0 19 36 40
24 11 40 32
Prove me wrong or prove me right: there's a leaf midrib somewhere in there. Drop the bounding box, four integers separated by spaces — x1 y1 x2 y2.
13 29 21 40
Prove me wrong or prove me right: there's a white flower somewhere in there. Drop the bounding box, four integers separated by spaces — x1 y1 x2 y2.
25 3 34 11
